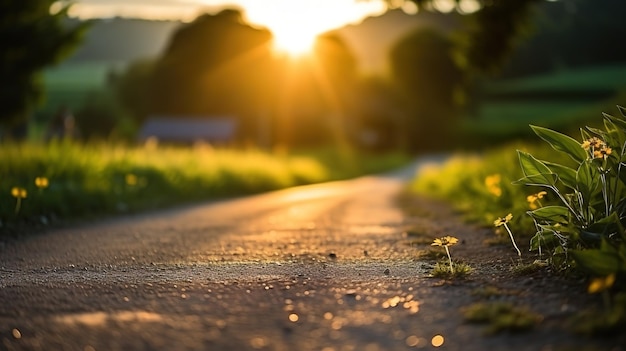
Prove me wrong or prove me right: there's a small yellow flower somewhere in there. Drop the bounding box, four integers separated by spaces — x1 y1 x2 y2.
35 177 49 189
125 173 138 186
581 137 604 150
431 236 459 247
588 274 615 294
11 187 27 199
484 174 502 197
494 213 513 227
593 146 612 159
581 140 591 150
526 191 547 209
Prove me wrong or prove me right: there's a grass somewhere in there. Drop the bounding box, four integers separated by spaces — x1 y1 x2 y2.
0 140 409 236
461 301 543 334
486 65 626 94
410 141 566 237
35 61 121 121
459 64 626 144
431 261 472 278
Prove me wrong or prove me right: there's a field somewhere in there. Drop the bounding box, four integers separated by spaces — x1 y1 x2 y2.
0 141 409 235
457 64 626 144
35 61 122 121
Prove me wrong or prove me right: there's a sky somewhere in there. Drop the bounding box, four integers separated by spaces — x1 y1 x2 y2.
62 0 401 55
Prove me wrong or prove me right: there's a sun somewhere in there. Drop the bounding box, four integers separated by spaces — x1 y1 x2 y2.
269 22 320 57
237 0 387 57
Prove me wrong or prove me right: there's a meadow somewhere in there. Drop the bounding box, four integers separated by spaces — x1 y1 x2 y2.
1 141 409 235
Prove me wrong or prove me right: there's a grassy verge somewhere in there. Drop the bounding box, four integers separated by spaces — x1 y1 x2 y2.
410 141 570 238
1 141 409 236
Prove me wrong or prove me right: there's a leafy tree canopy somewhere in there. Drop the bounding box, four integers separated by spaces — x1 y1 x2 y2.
387 0 541 74
0 0 88 128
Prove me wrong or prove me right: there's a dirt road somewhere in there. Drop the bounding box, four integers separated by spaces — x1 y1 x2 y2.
0 158 623 351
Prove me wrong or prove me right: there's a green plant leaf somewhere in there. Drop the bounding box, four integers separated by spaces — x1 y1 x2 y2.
544 161 577 190
576 161 599 204
530 125 588 163
587 212 626 239
530 231 558 251
512 173 558 187
528 206 570 223
603 117 626 153
517 150 552 177
604 112 626 131
570 248 622 276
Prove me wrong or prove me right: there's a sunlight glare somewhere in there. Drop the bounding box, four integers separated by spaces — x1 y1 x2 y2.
236 0 387 56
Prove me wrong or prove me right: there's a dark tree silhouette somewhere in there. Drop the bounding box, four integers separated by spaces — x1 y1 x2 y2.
148 8 274 141
389 28 465 151
0 1 88 129
389 0 541 74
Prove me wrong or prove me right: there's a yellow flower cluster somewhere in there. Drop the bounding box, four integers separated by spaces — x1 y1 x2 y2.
526 191 547 210
10 177 49 214
581 137 612 159
484 174 502 197
11 187 27 199
35 177 49 189
588 273 615 294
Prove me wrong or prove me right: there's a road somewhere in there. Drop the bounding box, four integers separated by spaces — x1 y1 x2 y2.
0 157 622 351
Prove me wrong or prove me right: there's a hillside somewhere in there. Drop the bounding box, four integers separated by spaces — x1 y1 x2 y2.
65 17 182 64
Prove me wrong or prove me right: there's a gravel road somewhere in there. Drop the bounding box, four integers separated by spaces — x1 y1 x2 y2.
1 157 623 351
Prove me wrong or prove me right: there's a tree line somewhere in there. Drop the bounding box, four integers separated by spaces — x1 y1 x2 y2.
4 0 621 151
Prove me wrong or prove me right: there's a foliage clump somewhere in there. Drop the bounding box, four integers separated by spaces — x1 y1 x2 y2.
461 301 543 334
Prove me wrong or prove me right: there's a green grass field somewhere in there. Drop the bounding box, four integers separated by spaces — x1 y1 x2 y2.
36 61 122 120
459 64 626 143
486 65 626 94
0 141 409 234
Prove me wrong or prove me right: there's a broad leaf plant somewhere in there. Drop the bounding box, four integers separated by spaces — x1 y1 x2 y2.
514 106 626 289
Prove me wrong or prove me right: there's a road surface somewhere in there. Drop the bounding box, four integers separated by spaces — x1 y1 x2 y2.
0 157 622 351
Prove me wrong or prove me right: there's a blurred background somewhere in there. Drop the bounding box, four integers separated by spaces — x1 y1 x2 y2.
2 0 625 152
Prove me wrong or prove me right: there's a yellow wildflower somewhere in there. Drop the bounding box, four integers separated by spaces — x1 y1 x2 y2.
581 137 604 150
125 174 138 186
11 187 27 215
593 146 612 159
11 187 27 199
588 274 615 294
494 213 513 227
484 174 502 197
432 236 459 274
526 191 547 209
431 236 459 247
35 177 49 189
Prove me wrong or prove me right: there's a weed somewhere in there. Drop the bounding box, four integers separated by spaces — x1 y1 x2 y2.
513 106 626 290
494 213 522 257
431 236 459 273
431 261 472 278
461 301 543 334
510 260 548 276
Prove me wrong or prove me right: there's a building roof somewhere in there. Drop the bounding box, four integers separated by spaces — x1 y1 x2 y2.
138 116 237 143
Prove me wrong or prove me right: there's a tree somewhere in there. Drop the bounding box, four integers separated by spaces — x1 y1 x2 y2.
389 28 465 151
0 1 88 129
148 9 274 142
387 0 541 74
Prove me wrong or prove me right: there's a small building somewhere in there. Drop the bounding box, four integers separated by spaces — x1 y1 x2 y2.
138 116 237 145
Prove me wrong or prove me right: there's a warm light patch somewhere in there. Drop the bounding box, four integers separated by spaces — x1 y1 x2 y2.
236 0 386 57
